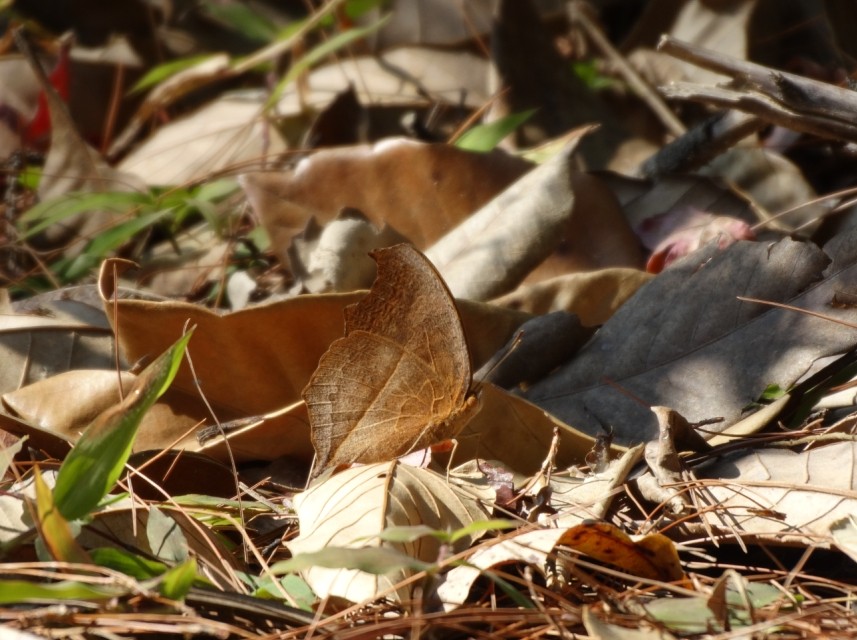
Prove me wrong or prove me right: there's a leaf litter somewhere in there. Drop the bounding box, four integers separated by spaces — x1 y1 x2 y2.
4 1 857 637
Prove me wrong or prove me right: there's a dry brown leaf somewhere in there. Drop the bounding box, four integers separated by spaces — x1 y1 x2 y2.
96 259 527 462
447 383 601 475
491 268 654 326
523 172 645 280
561 522 686 581
240 138 532 269
437 523 684 609
287 461 492 603
0 296 115 397
3 370 133 440
0 368 218 458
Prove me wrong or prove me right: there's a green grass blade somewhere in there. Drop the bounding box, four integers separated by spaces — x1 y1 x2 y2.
266 16 390 109
52 330 194 521
455 109 537 152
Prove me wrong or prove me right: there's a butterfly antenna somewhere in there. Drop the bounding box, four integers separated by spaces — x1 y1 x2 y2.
473 330 524 386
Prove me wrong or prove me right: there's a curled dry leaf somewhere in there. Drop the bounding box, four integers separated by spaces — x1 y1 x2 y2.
288 209 408 293
437 523 685 610
426 140 574 300
429 156 644 301
287 462 492 603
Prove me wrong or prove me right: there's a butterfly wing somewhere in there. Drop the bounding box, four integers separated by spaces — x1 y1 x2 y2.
306 331 474 471
304 244 478 474
345 244 472 407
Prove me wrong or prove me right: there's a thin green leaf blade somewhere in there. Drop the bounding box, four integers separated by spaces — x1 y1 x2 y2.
131 54 221 94
267 16 390 108
0 579 126 603
53 330 194 520
18 191 150 239
455 109 537 152
272 546 431 576
158 557 198 601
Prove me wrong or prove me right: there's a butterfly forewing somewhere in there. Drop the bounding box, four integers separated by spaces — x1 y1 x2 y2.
303 244 477 474
345 244 472 396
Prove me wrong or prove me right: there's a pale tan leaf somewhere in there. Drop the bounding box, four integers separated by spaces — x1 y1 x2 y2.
550 445 644 528
276 47 490 115
287 462 491 602
118 96 286 186
426 143 579 300
830 516 857 564
429 145 642 301
694 440 857 545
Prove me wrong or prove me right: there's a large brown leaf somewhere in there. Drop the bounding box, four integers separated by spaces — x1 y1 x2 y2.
96 260 528 462
240 139 532 269
525 233 857 444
